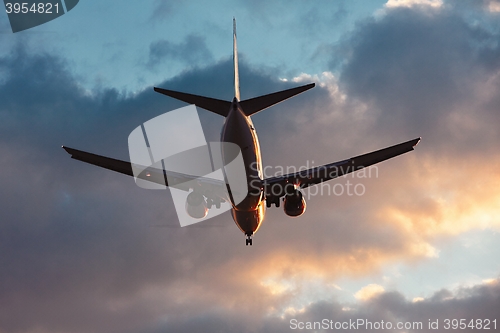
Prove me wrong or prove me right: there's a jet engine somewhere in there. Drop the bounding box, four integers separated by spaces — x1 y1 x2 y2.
283 190 306 217
185 192 209 219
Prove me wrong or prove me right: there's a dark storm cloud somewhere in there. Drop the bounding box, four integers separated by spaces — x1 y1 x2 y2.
0 45 184 331
335 6 500 155
0 45 205 332
308 2 500 253
282 278 500 333
137 278 500 333
145 35 214 70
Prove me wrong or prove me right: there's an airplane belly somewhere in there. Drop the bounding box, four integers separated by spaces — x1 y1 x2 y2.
231 203 265 235
222 108 263 211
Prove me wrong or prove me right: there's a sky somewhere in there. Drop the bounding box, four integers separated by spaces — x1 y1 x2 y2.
1 0 500 332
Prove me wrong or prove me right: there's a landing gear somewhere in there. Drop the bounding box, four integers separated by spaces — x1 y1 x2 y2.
245 233 253 246
265 198 280 208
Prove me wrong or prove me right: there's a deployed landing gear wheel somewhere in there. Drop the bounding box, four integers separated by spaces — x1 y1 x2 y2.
245 234 253 246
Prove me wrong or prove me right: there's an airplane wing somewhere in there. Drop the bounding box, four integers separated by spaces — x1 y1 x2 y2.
62 146 229 202
263 138 421 206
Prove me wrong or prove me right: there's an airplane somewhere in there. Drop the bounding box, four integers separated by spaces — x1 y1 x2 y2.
63 19 420 246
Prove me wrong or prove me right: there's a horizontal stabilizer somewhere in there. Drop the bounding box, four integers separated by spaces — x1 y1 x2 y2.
239 83 315 116
154 87 231 117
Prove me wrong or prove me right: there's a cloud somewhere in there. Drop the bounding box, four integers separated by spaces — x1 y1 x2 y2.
326 4 500 241
385 0 443 9
488 0 500 12
354 284 385 301
149 0 175 21
141 277 500 332
337 4 500 155
145 35 214 70
0 45 229 333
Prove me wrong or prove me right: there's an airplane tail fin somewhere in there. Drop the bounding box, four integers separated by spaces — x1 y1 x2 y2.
233 18 240 101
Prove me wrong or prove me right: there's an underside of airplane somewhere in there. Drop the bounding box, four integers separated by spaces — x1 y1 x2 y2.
63 19 420 245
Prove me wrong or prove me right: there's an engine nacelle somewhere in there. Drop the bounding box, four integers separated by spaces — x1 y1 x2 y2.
185 192 209 219
283 190 306 217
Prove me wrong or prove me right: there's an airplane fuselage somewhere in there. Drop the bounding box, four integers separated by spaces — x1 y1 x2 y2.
221 98 265 237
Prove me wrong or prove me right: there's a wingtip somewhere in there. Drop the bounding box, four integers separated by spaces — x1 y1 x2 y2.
413 137 422 148
62 146 72 155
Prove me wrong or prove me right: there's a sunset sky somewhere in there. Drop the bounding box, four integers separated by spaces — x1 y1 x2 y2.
1 0 500 332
